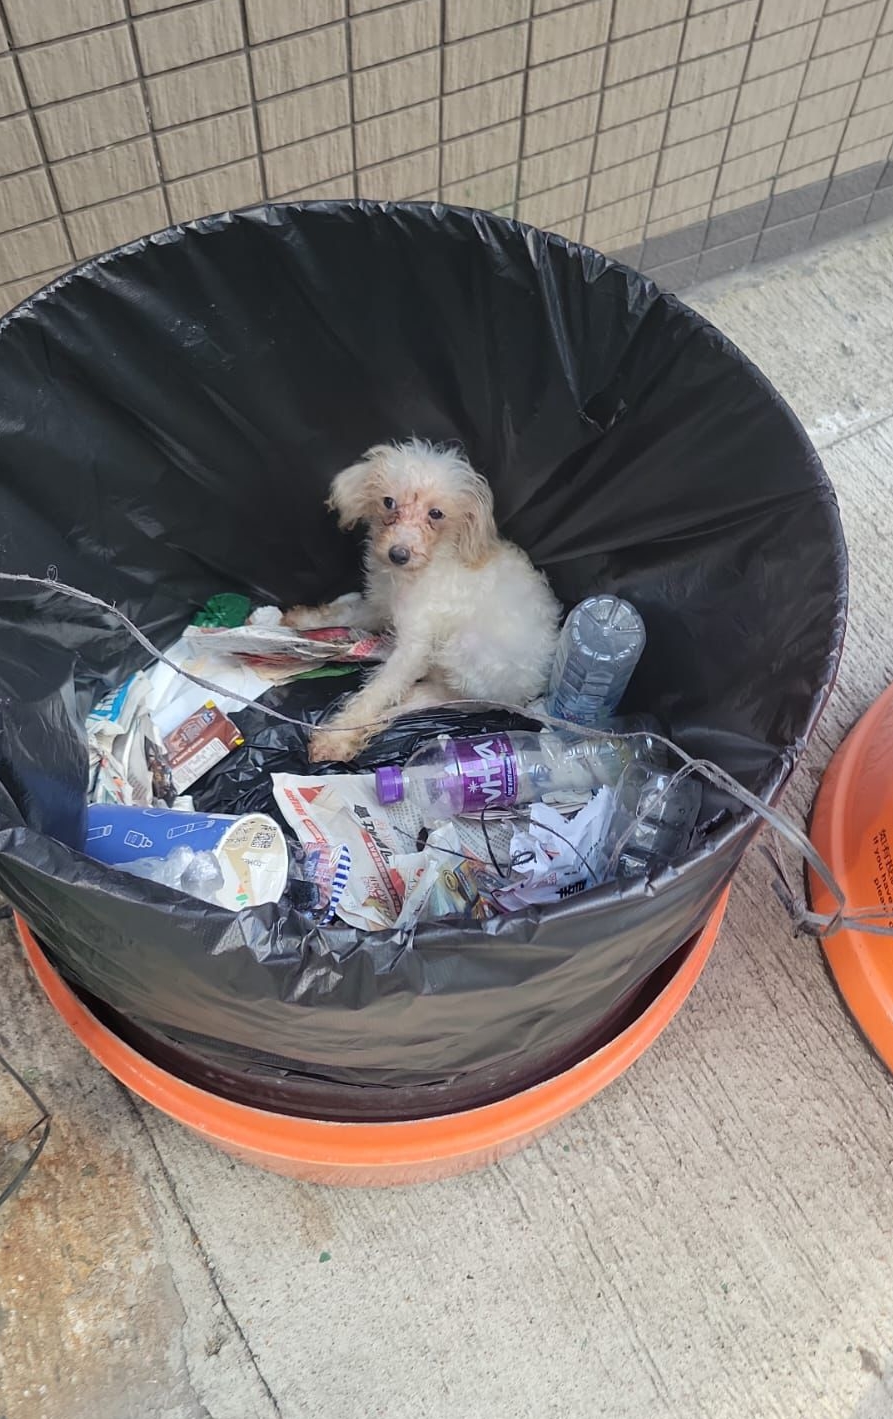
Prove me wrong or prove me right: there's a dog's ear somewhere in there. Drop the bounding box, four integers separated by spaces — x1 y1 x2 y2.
455 468 499 566
326 446 389 529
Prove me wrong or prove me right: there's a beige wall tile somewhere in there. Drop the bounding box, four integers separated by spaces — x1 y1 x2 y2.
522 94 598 153
350 0 404 11
443 73 523 140
780 119 847 171
526 47 605 110
589 151 659 204
594 112 665 171
792 83 858 137
583 191 649 245
520 135 590 196
649 167 715 220
131 0 200 11
613 0 687 38
603 227 643 255
263 126 351 192
518 176 587 226
4 0 124 47
646 202 710 237
606 21 683 86
53 136 158 211
854 69 893 112
168 157 263 222
867 29 893 70
0 57 26 119
828 0 880 9
711 177 772 214
883 0 893 30
355 99 438 167
746 22 818 80
814 0 884 56
665 88 736 147
0 169 56 233
66 188 168 259
735 66 804 123
444 24 528 93
442 121 521 184
774 156 834 190
842 98 893 146
600 68 674 128
251 24 347 99
835 133 892 168
354 50 438 117
0 220 70 280
284 174 355 200
442 163 515 211
19 27 136 106
351 0 440 69
801 40 872 96
756 0 823 35
0 114 41 178
37 83 148 161
726 105 794 161
135 0 242 76
157 109 257 180
673 44 747 105
446 0 528 42
0 267 68 315
681 1 758 62
530 0 609 65
258 77 349 147
715 141 783 194
657 128 725 184
246 0 344 44
357 148 438 198
147 54 251 127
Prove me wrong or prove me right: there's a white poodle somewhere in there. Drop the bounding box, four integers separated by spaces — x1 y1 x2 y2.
285 439 561 763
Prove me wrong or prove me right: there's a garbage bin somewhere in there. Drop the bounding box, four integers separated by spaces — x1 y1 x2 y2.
0 202 847 1118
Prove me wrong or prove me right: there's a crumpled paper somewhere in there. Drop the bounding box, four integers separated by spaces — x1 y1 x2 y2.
495 789 616 910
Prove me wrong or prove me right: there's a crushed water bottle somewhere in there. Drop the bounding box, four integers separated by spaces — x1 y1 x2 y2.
374 725 661 819
548 595 646 726
610 763 702 877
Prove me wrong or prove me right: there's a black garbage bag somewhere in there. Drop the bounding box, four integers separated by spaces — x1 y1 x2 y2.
0 202 847 1098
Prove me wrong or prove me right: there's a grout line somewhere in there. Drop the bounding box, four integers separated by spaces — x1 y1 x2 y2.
236 0 270 202
122 0 173 226
0 2 77 261
578 0 617 245
759 0 829 244
638 0 694 250
344 0 360 200
436 0 445 201
511 0 537 219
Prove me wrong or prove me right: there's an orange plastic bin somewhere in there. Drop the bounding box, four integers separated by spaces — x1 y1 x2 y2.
18 894 727 1186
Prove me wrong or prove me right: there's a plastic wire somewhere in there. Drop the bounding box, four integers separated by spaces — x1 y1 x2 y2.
1 569 890 943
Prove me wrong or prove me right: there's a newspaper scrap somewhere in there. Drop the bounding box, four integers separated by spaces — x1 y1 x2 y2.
182 622 388 666
494 790 616 911
273 773 511 931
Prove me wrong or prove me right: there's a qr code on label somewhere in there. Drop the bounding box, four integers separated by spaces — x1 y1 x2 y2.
249 825 277 849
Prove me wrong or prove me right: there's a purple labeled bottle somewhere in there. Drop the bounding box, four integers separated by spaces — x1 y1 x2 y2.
374 724 661 819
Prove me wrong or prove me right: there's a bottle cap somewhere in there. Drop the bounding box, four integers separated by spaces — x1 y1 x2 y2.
374 765 405 805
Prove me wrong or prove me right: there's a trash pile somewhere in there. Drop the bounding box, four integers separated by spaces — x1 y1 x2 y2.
81 591 703 928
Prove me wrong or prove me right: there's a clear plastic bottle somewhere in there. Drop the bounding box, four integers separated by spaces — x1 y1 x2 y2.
547 595 646 726
374 724 661 818
610 763 702 877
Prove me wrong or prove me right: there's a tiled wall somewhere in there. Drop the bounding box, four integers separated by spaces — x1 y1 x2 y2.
0 0 892 311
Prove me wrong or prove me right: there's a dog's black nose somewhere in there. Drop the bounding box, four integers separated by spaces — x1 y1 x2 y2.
388 545 411 565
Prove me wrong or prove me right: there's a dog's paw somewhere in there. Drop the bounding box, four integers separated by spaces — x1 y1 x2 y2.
308 726 364 764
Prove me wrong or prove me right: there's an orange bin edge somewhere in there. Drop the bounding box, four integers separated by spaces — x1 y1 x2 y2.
17 896 727 1187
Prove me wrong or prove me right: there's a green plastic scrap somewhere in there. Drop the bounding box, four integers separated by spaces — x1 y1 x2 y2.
192 593 252 628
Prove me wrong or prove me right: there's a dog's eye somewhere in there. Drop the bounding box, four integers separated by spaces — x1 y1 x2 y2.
428 507 444 520
382 496 396 510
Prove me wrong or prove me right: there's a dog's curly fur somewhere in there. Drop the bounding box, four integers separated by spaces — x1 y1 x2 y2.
286 439 562 763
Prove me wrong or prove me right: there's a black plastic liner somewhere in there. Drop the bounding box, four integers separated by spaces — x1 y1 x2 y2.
0 202 847 1093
